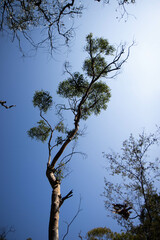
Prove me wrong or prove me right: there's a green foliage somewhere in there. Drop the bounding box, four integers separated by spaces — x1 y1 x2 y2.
54 164 65 182
55 136 63 145
81 81 111 119
83 33 115 77
132 193 160 240
27 120 51 142
57 35 113 120
58 77 111 120
55 121 65 133
87 222 160 240
113 231 137 240
85 33 115 56
33 90 52 113
87 227 114 240
57 72 89 99
0 0 83 54
103 130 160 237
86 227 136 240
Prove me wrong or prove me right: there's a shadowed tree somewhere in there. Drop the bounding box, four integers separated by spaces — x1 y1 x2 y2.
0 0 83 55
86 226 137 240
0 0 135 55
130 193 160 240
28 33 131 240
86 193 160 240
103 129 160 239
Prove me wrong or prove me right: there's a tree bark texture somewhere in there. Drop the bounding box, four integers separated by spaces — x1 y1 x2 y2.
46 167 61 240
49 183 61 240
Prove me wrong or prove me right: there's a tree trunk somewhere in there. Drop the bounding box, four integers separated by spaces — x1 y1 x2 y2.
46 166 61 240
49 183 61 240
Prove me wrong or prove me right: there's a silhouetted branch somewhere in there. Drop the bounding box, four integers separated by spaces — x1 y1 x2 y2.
78 231 83 240
62 197 82 240
0 226 15 239
60 190 73 208
0 100 16 109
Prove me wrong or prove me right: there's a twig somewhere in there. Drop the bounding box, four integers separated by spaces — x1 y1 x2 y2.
62 197 82 240
78 231 83 240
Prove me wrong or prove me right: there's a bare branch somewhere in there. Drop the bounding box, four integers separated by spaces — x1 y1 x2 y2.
60 190 73 208
78 231 83 240
0 100 16 109
98 41 135 80
0 226 15 239
62 197 82 240
40 111 53 130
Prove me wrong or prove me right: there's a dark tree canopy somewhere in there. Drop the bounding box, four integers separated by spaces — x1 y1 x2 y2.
32 90 53 113
0 0 135 54
89 194 160 240
0 0 83 54
132 193 160 240
103 129 160 238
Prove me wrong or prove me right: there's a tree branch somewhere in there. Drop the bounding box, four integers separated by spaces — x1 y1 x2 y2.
62 197 82 240
60 190 73 208
0 100 16 109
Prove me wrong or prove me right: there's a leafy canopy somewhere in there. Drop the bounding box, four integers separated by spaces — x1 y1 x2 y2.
33 90 53 113
57 72 89 99
83 33 115 77
28 33 128 177
103 129 160 234
81 81 111 119
27 120 51 142
86 227 140 240
87 227 114 240
57 78 111 120
57 33 114 120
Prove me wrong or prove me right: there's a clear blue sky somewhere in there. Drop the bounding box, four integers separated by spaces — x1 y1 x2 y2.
0 0 160 239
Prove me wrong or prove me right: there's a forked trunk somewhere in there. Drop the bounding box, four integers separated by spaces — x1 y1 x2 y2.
49 182 61 240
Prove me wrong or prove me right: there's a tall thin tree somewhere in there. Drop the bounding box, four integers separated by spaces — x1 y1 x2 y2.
28 33 131 240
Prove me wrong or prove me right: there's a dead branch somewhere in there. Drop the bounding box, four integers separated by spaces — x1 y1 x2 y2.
78 231 83 240
60 190 73 208
62 197 82 240
0 100 16 109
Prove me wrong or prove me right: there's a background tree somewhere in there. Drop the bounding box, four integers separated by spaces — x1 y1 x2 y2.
86 193 160 240
86 226 137 240
0 0 135 55
103 129 160 239
130 193 160 239
0 0 83 55
28 33 131 240
86 227 114 240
